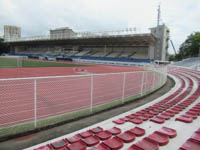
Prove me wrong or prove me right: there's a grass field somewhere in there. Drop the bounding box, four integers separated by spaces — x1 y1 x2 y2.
0 58 86 68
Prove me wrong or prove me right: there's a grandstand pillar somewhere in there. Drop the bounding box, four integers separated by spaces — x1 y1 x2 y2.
104 45 107 56
34 79 37 127
10 45 16 54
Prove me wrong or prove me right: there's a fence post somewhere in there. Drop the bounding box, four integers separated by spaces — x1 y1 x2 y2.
140 71 145 96
34 79 37 128
144 71 147 93
122 72 126 104
159 71 162 87
90 74 94 113
152 71 156 90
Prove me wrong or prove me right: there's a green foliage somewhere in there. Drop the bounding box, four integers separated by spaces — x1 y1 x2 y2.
176 31 200 60
0 38 9 55
169 55 175 61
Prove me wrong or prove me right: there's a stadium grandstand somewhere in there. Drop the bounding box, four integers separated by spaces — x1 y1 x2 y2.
3 24 170 63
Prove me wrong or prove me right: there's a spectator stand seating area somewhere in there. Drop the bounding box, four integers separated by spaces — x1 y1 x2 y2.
7 49 151 63
26 66 200 150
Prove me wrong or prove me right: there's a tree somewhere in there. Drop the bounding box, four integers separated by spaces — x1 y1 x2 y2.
177 31 200 59
0 38 9 55
168 54 175 61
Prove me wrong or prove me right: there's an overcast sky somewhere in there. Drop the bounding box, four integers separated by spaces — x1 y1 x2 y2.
0 0 199 54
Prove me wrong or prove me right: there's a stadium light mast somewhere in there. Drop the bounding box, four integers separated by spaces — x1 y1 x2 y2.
157 4 161 26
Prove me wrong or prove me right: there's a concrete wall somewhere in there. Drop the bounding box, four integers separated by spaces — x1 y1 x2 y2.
150 24 170 61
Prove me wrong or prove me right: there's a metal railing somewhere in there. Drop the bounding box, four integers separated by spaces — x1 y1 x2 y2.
5 32 151 43
0 68 167 136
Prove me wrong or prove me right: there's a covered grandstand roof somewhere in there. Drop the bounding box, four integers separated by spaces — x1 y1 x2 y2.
7 33 156 47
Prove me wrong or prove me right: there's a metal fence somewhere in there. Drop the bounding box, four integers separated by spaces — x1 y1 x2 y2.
0 68 167 135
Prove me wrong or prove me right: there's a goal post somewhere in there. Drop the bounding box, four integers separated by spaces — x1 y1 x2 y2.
0 55 28 68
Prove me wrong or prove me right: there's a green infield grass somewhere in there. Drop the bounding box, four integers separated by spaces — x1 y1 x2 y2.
0 58 87 68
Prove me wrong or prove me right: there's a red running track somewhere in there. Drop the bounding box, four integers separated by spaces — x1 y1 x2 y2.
0 65 143 79
0 65 156 128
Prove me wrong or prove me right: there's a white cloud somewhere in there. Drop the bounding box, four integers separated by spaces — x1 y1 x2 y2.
0 0 199 54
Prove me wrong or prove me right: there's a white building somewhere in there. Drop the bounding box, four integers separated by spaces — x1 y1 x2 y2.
50 27 77 39
4 25 21 41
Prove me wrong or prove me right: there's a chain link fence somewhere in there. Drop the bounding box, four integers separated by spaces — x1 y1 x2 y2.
0 68 167 137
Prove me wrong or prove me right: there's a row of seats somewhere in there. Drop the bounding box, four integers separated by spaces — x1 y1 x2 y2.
128 126 177 150
34 126 177 150
179 128 200 150
7 54 151 63
34 126 145 150
112 73 188 125
175 72 200 123
176 102 200 123
113 70 200 126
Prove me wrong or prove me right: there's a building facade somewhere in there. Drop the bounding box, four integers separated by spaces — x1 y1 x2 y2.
4 25 21 40
150 24 170 61
50 27 77 39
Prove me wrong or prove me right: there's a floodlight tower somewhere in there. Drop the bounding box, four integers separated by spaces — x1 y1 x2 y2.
157 4 161 27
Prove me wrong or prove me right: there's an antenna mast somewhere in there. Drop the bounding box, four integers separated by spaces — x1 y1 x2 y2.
157 4 161 26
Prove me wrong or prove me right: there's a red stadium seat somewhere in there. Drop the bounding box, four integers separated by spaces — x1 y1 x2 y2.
191 132 200 142
143 112 154 118
96 131 112 140
88 143 109 150
128 127 145 137
156 114 171 120
175 116 193 123
137 115 149 121
82 135 100 146
107 127 121 135
90 127 103 134
127 144 143 150
134 137 159 150
158 127 177 138
182 114 197 119
116 131 135 143
146 131 169 146
129 118 143 124
79 131 93 138
112 119 125 125
51 139 68 149
150 116 165 124
179 138 200 150
67 135 81 144
67 141 86 150
102 137 124 149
